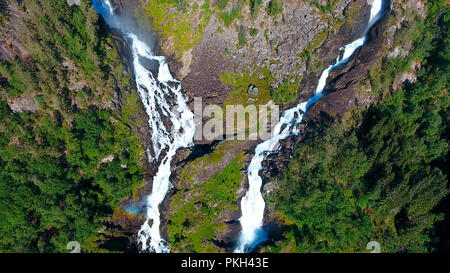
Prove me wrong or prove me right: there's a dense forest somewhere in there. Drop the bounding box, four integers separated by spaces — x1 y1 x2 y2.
0 0 145 252
266 0 449 253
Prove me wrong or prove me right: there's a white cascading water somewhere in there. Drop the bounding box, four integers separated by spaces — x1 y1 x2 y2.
235 0 384 253
92 0 195 253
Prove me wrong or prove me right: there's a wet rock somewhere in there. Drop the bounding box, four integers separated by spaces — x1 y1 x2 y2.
110 0 141 15
139 56 160 79
101 209 148 253
214 220 242 252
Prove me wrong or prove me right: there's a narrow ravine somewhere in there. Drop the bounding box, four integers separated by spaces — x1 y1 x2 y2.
235 0 385 253
93 0 195 253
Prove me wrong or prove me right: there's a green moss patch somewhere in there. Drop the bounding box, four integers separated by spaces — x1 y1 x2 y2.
168 153 244 252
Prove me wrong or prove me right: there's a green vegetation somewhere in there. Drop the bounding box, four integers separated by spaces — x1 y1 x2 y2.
270 78 301 104
238 25 247 47
140 0 271 59
249 28 259 37
267 0 449 253
216 0 248 28
367 1 447 98
219 67 274 106
168 153 244 252
306 29 329 53
250 0 263 17
344 0 362 28
267 0 283 17
220 61 301 105
311 0 339 14
216 0 229 10
180 143 226 186
219 7 239 27
138 0 288 59
140 0 212 59
0 106 144 253
298 28 328 73
0 0 145 252
138 0 287 60
0 0 131 106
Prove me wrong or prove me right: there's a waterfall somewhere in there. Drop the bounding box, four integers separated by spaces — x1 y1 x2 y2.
235 0 385 253
92 0 195 253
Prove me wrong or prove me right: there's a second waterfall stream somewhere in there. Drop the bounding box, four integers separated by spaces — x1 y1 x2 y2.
93 0 195 253
235 0 385 252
